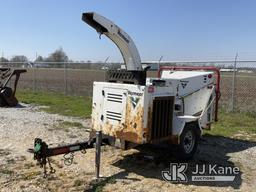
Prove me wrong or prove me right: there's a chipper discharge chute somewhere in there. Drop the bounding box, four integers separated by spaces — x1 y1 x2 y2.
0 68 27 107
28 12 221 178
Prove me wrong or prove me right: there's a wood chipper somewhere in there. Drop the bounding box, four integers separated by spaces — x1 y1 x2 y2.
0 68 26 107
28 12 221 178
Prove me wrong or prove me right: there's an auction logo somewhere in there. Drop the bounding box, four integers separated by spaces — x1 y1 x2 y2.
162 163 187 182
162 163 240 182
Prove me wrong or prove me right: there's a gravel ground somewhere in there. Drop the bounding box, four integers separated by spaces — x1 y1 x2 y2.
0 104 255 192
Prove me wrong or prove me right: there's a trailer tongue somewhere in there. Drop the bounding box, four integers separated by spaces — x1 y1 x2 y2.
28 137 106 178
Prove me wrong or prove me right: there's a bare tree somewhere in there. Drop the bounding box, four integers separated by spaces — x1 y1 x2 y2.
35 55 44 62
10 55 28 62
46 48 69 62
0 57 8 62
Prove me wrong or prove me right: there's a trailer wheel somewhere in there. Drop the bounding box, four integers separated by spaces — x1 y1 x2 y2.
177 123 199 160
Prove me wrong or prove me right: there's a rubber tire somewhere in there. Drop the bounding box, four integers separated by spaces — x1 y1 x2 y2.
0 96 7 107
176 123 199 160
0 87 18 107
1 87 13 98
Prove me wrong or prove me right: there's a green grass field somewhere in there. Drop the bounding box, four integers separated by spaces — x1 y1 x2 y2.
16 90 92 118
16 90 256 140
205 111 256 140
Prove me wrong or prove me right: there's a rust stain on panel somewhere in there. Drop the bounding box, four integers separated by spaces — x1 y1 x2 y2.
116 100 144 143
91 99 156 144
99 98 145 144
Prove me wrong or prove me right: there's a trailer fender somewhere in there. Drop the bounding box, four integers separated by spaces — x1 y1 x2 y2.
173 115 202 144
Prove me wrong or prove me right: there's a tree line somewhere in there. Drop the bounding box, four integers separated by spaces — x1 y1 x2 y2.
0 48 69 63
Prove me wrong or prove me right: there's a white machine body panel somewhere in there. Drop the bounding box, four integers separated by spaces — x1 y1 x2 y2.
160 70 214 96
92 69 217 144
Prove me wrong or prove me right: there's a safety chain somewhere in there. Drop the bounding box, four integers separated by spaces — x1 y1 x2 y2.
63 152 75 166
42 158 56 178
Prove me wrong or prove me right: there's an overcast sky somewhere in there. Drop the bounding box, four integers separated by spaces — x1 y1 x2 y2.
0 0 256 62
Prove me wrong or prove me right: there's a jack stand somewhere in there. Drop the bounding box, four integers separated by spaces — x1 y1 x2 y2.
95 131 102 179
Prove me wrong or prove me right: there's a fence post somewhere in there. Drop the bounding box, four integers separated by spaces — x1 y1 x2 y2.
231 53 238 112
64 62 68 95
33 64 36 92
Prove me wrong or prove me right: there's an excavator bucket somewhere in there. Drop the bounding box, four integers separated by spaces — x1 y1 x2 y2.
0 68 26 107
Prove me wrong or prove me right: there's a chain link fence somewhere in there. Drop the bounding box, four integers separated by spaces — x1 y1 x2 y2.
1 61 256 113
222 61 256 112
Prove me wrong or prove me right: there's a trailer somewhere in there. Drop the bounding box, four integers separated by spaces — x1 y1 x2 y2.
29 12 220 178
0 68 26 107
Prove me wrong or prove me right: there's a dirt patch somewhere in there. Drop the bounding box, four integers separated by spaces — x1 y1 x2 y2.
0 104 255 191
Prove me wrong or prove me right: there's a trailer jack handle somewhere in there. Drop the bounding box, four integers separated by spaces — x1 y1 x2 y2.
28 131 104 178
